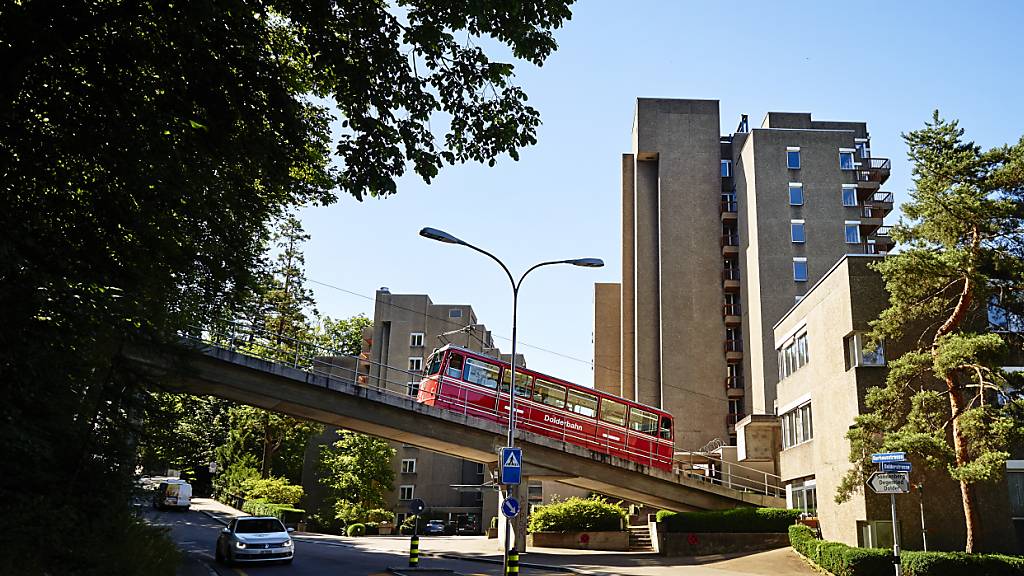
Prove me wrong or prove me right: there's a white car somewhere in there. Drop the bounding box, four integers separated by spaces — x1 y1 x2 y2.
215 516 294 565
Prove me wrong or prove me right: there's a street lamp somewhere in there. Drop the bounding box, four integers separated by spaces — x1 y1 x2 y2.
419 226 603 568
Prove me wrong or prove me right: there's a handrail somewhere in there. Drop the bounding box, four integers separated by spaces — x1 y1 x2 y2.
874 226 893 237
722 268 741 281
871 191 894 204
724 338 743 352
720 199 738 213
673 449 784 498
721 234 739 247
866 157 890 170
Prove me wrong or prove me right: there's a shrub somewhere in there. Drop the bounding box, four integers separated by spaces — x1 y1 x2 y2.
527 496 626 533
241 498 304 523
657 507 800 533
213 455 260 499
347 523 366 537
365 508 396 524
334 500 368 525
239 476 304 506
788 525 1024 576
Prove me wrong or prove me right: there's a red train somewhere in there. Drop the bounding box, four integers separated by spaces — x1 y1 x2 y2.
416 344 675 471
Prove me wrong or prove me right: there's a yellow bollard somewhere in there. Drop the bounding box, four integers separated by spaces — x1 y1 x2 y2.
409 535 419 568
506 547 519 575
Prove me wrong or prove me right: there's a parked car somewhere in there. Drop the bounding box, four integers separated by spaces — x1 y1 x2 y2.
424 520 447 535
152 479 191 511
216 516 294 565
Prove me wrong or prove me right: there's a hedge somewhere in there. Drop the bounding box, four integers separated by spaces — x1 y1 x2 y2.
656 507 801 533
789 524 1024 576
241 498 305 523
527 496 626 533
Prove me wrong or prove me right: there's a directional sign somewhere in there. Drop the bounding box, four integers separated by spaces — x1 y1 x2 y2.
500 447 522 485
500 497 521 518
880 461 912 473
871 452 906 463
408 498 426 514
867 471 910 494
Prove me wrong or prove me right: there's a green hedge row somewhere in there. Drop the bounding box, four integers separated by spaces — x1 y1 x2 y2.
789 524 1024 576
527 497 627 533
656 507 801 533
241 498 304 523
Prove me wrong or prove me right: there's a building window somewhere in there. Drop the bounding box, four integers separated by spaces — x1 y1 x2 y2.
448 308 463 318
842 185 857 207
410 332 424 347
789 478 818 513
777 332 809 380
407 381 420 396
721 159 732 177
791 220 805 243
844 222 860 244
844 332 885 369
527 484 543 504
781 402 813 448
1009 467 1024 519
789 183 804 206
401 459 417 474
840 150 856 170
793 258 808 282
476 463 485 476
408 357 423 372
787 147 801 169
399 485 415 500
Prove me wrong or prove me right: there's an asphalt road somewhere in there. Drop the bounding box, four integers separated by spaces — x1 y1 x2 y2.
147 508 565 576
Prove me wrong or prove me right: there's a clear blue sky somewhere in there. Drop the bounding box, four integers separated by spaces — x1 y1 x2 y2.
300 0 1024 387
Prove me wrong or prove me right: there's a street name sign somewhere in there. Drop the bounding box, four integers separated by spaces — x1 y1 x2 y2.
880 461 912 473
500 447 522 485
867 471 910 494
500 497 520 518
871 452 906 463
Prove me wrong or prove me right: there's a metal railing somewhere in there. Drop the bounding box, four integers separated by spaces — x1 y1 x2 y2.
723 302 741 316
874 226 893 237
721 199 737 213
725 376 743 390
721 233 739 247
674 449 784 498
726 413 746 426
723 267 741 281
871 191 894 204
724 338 743 353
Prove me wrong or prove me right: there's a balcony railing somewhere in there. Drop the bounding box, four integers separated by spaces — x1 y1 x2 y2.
862 206 885 219
871 191 894 204
727 413 746 427
725 376 743 390
875 226 892 237
723 268 741 281
860 243 885 255
723 303 741 316
866 158 891 170
721 199 738 213
721 234 739 247
855 157 891 183
724 338 743 352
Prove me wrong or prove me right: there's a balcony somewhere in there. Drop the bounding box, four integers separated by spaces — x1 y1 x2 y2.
856 157 891 184
861 191 894 218
727 413 747 428
721 233 740 256
724 338 743 362
725 376 744 397
721 198 738 222
859 206 885 235
722 267 741 292
723 302 741 326
872 226 895 249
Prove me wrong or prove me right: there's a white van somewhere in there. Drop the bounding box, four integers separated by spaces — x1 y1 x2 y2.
154 479 192 511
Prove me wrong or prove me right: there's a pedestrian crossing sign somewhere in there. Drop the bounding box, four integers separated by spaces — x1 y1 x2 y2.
500 447 522 485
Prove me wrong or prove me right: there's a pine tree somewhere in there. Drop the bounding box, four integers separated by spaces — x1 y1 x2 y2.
837 112 1024 552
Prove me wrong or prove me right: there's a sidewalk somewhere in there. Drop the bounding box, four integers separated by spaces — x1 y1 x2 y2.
189 499 816 576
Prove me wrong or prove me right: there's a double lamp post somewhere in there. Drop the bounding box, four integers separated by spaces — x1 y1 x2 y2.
419 227 602 572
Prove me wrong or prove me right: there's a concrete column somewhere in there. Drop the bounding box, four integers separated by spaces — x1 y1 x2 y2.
495 480 529 553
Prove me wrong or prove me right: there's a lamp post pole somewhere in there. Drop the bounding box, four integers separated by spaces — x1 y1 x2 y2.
419 227 602 574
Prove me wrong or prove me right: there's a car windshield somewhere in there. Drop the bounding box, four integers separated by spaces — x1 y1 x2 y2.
427 521 444 526
235 519 285 534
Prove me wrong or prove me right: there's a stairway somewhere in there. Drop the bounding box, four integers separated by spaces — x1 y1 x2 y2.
628 525 654 552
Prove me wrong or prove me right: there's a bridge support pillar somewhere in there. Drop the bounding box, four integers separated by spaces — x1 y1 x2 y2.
496 478 529 554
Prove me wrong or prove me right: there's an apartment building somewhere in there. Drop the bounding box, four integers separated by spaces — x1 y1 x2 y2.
594 98 894 449
768 255 1022 552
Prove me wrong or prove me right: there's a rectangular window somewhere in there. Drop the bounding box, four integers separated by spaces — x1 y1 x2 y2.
845 222 861 244
855 139 870 159
844 332 885 369
793 258 808 282
500 369 533 398
728 399 742 415
721 159 732 177
408 357 422 371
476 463 485 475
463 357 500 389
410 332 424 347
533 379 566 409
781 403 813 448
448 309 463 318
599 398 628 427
407 381 420 396
842 185 857 207
628 408 659 435
789 478 818 513
401 459 417 474
787 147 801 169
791 220 805 243
840 150 856 170
566 389 598 418
789 183 804 206
399 485 414 500
1009 471 1024 518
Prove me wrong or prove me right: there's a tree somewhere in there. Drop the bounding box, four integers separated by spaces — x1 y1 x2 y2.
313 314 374 356
837 112 1024 552
318 430 396 518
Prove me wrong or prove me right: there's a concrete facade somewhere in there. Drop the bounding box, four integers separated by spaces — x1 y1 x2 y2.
772 256 1020 553
593 282 621 396
598 99 894 450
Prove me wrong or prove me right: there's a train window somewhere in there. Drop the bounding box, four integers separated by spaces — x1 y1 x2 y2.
660 416 673 440
446 354 464 379
426 353 443 376
599 398 627 427
500 369 532 398
533 379 566 409
629 408 659 435
566 390 597 418
463 357 499 389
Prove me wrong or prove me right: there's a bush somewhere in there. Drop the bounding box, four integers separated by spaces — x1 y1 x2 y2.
788 525 1024 576
241 498 305 524
527 496 627 533
239 476 304 506
347 523 366 537
213 455 260 498
365 508 396 524
656 507 800 533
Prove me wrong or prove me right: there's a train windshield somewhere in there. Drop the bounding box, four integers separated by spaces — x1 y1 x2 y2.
426 352 443 376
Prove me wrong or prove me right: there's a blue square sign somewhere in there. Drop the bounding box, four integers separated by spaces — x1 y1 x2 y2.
500 447 522 485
